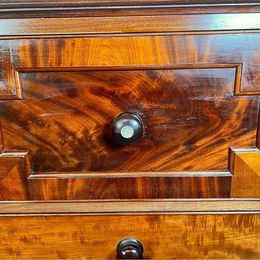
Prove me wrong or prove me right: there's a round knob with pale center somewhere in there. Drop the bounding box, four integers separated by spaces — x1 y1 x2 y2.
112 112 143 146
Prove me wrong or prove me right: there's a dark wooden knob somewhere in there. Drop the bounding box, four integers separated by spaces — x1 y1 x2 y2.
116 238 144 259
112 112 143 146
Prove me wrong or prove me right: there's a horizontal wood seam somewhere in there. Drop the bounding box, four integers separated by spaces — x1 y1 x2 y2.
0 199 259 215
1 1 260 9
1 30 260 40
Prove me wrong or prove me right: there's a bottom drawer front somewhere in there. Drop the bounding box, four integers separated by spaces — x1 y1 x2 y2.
0 213 259 259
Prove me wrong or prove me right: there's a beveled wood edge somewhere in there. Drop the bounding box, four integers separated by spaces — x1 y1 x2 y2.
1 3 259 11
235 62 260 95
16 63 241 72
13 63 249 101
229 147 260 174
0 151 32 179
0 199 259 215
0 150 233 178
3 148 260 179
0 151 29 158
1 30 260 40
257 108 260 149
0 13 259 37
6 63 253 101
0 123 4 153
0 51 22 100
28 171 232 178
1 0 260 9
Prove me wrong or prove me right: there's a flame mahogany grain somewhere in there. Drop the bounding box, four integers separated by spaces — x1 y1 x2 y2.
0 2 259 259
0 3 259 200
1 69 258 173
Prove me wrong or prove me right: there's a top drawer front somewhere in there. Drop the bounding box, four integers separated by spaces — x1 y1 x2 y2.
1 67 258 173
0 12 260 199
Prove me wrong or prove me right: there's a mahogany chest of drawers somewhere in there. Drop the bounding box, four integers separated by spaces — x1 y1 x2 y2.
0 0 259 259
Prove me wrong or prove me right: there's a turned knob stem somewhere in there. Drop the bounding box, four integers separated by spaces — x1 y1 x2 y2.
116 238 144 259
112 112 143 146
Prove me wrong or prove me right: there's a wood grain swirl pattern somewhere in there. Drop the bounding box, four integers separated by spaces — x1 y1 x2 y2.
0 11 259 200
1 69 258 173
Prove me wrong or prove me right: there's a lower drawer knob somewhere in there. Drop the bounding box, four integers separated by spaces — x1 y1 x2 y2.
116 238 144 259
112 112 143 146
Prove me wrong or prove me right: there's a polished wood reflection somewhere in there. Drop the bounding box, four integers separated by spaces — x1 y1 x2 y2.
0 2 259 200
0 213 258 259
1 68 258 172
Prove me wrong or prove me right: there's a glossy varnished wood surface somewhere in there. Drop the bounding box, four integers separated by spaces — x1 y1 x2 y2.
0 34 259 199
28 175 232 199
0 199 258 258
0 2 259 200
2 68 257 172
1 4 260 19
0 213 259 259
1 34 259 95
0 3 259 259
257 110 260 148
0 199 259 214
230 149 260 198
1 13 260 36
0 152 29 200
0 154 233 200
1 67 259 199
1 0 260 9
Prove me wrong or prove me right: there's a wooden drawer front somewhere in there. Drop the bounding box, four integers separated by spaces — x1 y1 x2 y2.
0 213 259 259
0 33 260 199
3 67 257 173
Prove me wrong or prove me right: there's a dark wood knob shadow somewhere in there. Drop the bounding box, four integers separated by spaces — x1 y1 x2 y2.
116 238 144 259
